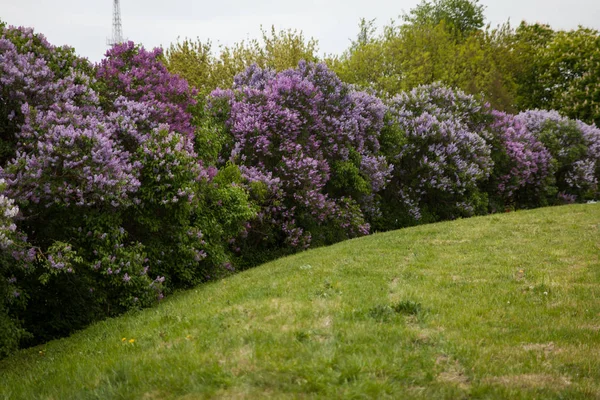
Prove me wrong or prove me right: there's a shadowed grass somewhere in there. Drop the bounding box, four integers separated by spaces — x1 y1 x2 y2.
1 204 599 399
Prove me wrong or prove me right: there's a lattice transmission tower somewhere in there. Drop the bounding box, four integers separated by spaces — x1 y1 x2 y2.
107 0 125 46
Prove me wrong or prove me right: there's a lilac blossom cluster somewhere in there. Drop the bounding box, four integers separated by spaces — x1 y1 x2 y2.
211 62 390 249
0 180 19 250
3 93 140 208
395 82 492 134
384 84 493 221
96 41 198 141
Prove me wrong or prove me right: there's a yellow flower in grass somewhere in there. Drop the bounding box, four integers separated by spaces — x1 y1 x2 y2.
129 339 135 344
121 337 126 342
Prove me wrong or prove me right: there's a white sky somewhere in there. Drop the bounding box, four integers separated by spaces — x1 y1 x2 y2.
1 0 599 62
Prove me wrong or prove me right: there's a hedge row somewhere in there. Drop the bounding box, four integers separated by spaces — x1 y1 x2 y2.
1 26 598 356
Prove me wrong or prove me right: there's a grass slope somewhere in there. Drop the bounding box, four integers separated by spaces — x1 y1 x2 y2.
1 204 600 399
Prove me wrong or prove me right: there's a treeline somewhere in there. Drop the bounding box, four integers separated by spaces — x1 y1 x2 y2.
1 0 599 357
165 0 600 126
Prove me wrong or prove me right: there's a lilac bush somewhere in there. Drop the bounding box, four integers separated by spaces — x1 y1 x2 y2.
210 62 390 259
93 47 253 285
95 44 254 285
0 30 161 340
379 83 493 227
486 111 554 210
516 110 600 201
99 59 254 287
0 26 253 347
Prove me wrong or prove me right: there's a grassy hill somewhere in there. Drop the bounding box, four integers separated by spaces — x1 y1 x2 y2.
1 204 599 399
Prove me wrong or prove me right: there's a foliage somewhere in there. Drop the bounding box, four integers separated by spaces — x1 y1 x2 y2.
537 28 600 126
164 26 319 96
493 23 600 126
504 22 556 112
330 5 600 121
403 0 486 39
330 3 600 123
162 38 213 96
0 179 30 357
330 18 517 111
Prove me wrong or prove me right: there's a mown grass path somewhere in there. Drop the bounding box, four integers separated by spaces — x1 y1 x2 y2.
1 204 599 399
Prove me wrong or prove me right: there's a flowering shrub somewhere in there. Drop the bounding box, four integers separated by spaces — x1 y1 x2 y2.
486 111 555 210
210 62 390 262
516 110 600 201
379 83 493 227
0 27 254 347
96 47 254 286
0 31 160 340
116 121 254 286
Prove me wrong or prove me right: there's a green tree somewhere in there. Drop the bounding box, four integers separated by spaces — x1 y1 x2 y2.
503 23 600 126
326 19 388 91
163 38 213 94
164 26 319 95
505 22 557 111
330 18 518 111
541 27 600 126
403 0 486 39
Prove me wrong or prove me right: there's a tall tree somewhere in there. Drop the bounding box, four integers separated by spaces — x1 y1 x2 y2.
330 17 518 111
164 27 319 96
541 27 600 126
403 0 486 39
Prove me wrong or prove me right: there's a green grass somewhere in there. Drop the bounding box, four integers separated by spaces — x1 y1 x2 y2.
1 204 600 399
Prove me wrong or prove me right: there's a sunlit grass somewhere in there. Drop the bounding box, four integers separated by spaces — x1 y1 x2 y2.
1 204 599 399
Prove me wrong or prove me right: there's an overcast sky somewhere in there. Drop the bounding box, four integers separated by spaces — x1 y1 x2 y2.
1 0 599 62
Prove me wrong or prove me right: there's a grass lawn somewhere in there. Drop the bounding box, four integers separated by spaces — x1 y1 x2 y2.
1 203 599 399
